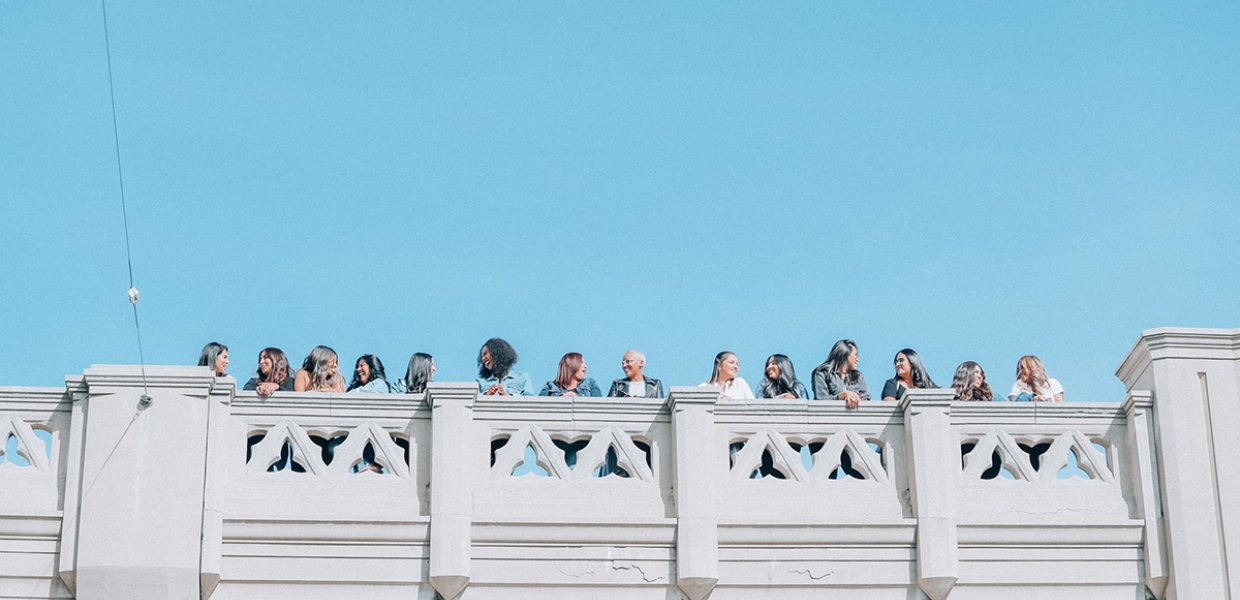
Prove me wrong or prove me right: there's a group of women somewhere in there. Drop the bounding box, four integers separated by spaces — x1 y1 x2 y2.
196 342 435 398
196 338 1065 404
695 341 1063 404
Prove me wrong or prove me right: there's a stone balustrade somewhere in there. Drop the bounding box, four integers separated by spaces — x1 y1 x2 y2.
2 327 1238 599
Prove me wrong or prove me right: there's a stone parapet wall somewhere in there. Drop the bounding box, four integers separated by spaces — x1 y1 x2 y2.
2 327 1238 599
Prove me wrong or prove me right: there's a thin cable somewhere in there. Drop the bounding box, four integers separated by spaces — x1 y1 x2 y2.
100 0 148 395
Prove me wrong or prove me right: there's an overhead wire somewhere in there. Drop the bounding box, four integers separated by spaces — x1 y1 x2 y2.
100 0 149 398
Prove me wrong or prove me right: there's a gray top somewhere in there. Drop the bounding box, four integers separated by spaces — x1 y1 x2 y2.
810 365 870 402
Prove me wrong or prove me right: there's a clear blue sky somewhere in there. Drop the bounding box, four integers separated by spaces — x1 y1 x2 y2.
2 2 1237 401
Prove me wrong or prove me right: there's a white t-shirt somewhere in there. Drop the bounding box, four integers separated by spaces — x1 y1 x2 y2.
1009 378 1064 402
701 377 755 400
629 379 647 397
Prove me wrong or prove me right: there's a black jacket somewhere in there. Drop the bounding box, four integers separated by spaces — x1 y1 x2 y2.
607 376 664 398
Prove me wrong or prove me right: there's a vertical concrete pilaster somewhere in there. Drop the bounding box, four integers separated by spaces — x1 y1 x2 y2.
427 382 478 600
668 386 720 600
60 365 222 599
1124 390 1169 598
1117 327 1240 600
901 389 959 600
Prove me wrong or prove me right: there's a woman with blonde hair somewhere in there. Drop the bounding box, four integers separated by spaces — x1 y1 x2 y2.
951 361 993 402
294 345 346 392
1008 355 1064 402
702 351 754 400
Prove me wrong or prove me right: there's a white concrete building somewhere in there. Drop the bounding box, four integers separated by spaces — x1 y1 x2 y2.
1 327 1237 599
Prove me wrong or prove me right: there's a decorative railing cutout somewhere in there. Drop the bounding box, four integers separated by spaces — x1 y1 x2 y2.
245 421 411 478
960 431 1112 483
0 417 52 472
489 425 655 482
728 429 888 484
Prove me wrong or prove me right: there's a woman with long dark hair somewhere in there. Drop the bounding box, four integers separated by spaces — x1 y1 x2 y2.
294 345 345 392
476 338 534 396
702 351 754 400
880 348 937 401
347 354 390 393
951 361 993 402
394 352 435 394
198 342 229 377
1009 355 1064 402
539 352 602 397
242 347 294 396
811 339 870 408
756 354 809 399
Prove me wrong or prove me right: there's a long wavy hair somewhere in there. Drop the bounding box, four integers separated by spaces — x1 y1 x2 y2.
402 352 434 394
895 348 937 389
256 347 290 385
553 352 584 389
817 339 861 384
951 361 992 401
1016 355 1051 396
478 338 518 380
301 345 340 391
708 351 736 385
198 342 228 374
758 354 801 398
348 354 387 391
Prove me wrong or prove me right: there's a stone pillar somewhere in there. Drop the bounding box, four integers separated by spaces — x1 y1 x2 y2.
900 389 959 600
58 365 223 599
427 382 478 600
1117 327 1240 599
1123 390 1168 599
668 386 720 600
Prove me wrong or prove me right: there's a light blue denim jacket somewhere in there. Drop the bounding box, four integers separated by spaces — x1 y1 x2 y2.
349 378 391 394
477 371 535 396
539 377 603 397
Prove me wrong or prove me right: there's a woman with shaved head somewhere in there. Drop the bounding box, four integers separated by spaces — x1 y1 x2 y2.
607 349 664 398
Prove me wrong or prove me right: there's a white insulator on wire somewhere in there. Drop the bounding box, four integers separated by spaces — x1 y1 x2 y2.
128 287 140 304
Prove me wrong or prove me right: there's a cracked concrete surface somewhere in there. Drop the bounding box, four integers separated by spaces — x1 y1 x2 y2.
788 568 834 581
560 561 667 583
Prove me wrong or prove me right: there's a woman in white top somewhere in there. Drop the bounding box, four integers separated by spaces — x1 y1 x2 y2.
1008 355 1064 402
703 351 755 400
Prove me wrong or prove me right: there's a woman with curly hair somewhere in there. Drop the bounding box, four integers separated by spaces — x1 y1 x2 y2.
1008 355 1064 402
880 348 938 402
476 337 534 396
951 361 993 402
242 347 294 396
294 345 345 392
347 354 391 393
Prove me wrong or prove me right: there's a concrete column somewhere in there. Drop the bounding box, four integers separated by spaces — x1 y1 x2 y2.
199 373 233 599
1117 327 1240 600
59 365 223 599
1123 390 1169 599
427 382 478 600
668 386 720 600
900 389 959 600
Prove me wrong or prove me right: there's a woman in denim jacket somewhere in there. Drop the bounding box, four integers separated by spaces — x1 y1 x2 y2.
540 352 603 397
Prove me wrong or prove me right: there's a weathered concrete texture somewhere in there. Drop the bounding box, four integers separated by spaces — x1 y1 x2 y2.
0 327 1237 598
